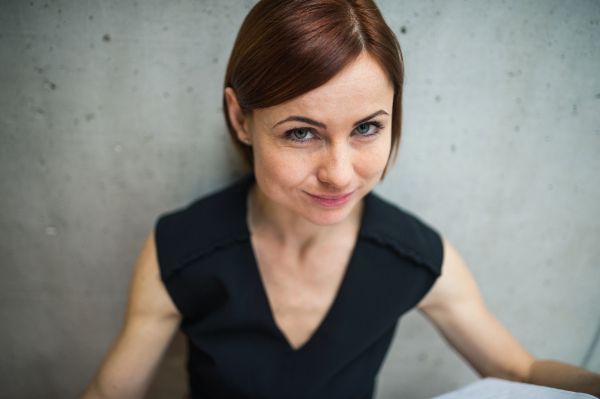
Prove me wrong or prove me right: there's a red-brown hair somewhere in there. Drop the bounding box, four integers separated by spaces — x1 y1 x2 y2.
223 0 404 178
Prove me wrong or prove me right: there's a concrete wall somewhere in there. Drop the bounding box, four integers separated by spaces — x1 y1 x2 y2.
0 1 598 398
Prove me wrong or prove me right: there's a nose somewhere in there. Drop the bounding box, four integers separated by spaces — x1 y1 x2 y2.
317 141 354 189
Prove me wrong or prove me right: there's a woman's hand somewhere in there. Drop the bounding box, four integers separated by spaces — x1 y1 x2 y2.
417 239 600 397
80 231 182 399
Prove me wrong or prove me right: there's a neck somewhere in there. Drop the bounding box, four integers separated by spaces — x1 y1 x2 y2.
247 183 364 248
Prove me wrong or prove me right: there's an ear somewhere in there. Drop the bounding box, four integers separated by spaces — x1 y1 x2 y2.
225 87 252 145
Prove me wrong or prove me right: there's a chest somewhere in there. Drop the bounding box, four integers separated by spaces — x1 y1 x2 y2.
250 234 356 349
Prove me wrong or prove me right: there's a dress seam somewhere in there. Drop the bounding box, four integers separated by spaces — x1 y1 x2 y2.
163 231 251 280
359 230 441 277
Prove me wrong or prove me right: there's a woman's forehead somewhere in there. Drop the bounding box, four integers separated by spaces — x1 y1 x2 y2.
255 54 394 127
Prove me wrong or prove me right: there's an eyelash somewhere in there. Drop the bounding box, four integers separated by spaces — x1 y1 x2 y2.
283 121 384 143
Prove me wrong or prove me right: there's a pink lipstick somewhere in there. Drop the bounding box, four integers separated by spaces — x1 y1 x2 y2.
306 191 354 207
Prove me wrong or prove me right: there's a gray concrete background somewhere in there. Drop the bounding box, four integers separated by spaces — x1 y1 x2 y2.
0 1 598 398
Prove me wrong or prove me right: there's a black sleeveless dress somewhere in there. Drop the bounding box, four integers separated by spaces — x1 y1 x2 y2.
155 175 443 399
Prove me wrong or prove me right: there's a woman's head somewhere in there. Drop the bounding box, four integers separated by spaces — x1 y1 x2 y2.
223 0 404 176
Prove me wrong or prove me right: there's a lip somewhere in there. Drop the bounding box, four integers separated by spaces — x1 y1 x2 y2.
305 191 355 207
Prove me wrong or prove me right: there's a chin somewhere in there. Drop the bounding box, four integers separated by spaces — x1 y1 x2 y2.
300 202 358 226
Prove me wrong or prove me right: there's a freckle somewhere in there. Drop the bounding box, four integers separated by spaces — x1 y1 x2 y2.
435 95 441 102
89 15 93 20
450 145 456 152
213 57 218 64
400 26 407 34
102 33 111 42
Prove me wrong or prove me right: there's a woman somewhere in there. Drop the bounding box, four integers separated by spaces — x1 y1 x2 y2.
81 0 600 398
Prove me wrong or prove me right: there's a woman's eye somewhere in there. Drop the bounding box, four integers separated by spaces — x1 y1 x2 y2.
292 128 312 140
355 123 378 135
283 127 315 143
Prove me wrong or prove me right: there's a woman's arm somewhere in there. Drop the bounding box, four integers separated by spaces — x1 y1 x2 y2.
80 231 182 399
417 239 600 397
528 361 600 397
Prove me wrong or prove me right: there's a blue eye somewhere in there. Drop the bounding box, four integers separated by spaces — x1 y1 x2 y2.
355 122 383 136
283 127 315 142
293 128 309 139
356 123 371 134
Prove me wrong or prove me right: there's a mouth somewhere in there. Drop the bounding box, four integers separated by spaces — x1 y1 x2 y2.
305 191 355 207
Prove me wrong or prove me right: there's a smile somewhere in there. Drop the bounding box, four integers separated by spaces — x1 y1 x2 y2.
305 191 354 207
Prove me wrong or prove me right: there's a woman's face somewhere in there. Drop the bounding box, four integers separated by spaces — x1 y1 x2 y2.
234 54 394 226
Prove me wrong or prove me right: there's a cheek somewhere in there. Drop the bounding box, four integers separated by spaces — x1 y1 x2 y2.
253 143 310 191
354 136 392 178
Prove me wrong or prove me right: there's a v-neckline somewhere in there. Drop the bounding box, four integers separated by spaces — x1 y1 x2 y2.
243 182 368 353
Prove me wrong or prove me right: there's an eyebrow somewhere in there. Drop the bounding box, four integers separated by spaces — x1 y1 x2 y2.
272 110 389 129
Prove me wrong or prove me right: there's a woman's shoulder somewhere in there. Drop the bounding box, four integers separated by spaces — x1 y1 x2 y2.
154 174 253 281
157 174 253 229
360 191 444 277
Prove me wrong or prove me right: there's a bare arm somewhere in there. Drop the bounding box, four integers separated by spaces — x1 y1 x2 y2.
528 361 600 397
80 231 182 399
417 239 600 397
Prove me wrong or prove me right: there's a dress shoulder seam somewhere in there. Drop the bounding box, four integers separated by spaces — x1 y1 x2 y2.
162 231 250 281
359 230 441 277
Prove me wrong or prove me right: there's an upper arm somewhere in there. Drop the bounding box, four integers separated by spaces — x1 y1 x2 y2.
125 230 181 324
417 238 535 381
81 231 182 399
